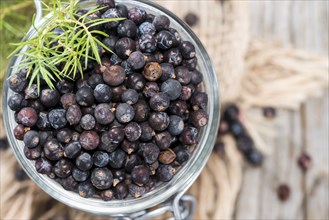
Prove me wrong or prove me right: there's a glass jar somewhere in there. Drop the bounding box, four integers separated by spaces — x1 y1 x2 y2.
2 0 220 218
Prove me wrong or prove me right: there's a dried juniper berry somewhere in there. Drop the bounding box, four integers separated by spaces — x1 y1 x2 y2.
246 149 263 166
113 170 126 186
54 158 73 178
56 79 74 94
175 66 191 85
129 184 146 198
153 15 170 31
159 63 175 82
72 167 90 182
138 22 156 36
102 35 118 51
29 99 45 113
102 8 121 29
36 112 51 130
76 86 94 107
143 82 159 98
87 74 104 89
182 57 198 70
8 93 28 111
139 34 157 53
24 145 41 160
17 107 38 127
60 175 78 191
153 51 164 63
184 12 199 27
223 104 239 122
102 65 126 87
94 84 112 103
64 141 81 159
126 73 145 92
127 51 146 70
190 92 208 110
71 132 80 142
14 124 26 140
24 130 40 148
97 0 115 12
128 7 146 25
180 85 193 101
121 139 139 154
277 184 290 202
174 146 189 165
121 89 139 105
148 112 170 131
117 19 137 38
116 4 128 17
93 151 110 167
94 103 115 125
114 182 129 199
81 105 96 115
190 70 203 85
133 99 150 122
148 160 159 175
24 84 39 100
149 92 170 112
8 69 28 92
142 62 162 81
35 157 53 175
131 165 150 186
56 128 72 144
40 89 60 107
108 127 125 144
179 127 198 145
44 139 64 161
141 143 160 164
159 148 176 164
100 189 114 201
116 103 135 123
168 115 184 136
146 13 155 22
91 167 113 190
121 60 133 75
140 122 154 142
168 28 182 47
80 114 96 130
78 181 95 198
60 93 76 109
156 30 174 50
179 41 196 59
190 109 208 127
298 153 312 171
76 152 93 171
161 79 182 100
125 154 142 173
156 164 176 182
108 149 126 169
110 54 122 65
164 48 182 66
124 122 142 142
154 131 172 150
115 37 136 59
79 131 100 150
66 105 82 126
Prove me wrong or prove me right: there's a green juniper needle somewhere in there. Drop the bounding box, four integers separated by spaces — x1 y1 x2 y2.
9 0 124 92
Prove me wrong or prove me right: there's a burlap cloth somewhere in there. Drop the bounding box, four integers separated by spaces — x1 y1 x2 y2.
0 1 328 219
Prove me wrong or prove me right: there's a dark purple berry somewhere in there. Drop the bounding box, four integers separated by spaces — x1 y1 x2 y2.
79 131 100 150
36 112 51 130
125 154 142 172
59 175 78 191
143 82 159 98
102 65 126 86
56 128 72 144
142 62 162 81
60 93 76 109
91 167 113 190
24 84 39 100
191 92 208 109
110 54 122 65
116 4 128 17
168 28 182 47
184 12 198 27
114 182 129 199
108 127 125 144
168 115 184 136
153 15 170 31
117 19 137 38
277 184 290 202
94 103 115 125
230 121 245 137
80 114 96 130
161 79 182 100
133 99 150 123
131 165 150 186
48 109 67 129
190 109 208 127
28 99 45 113
159 63 175 82
127 51 145 70
298 153 312 171
174 147 189 165
149 92 170 112
44 139 64 161
223 104 239 122
17 107 38 127
182 57 198 70
66 105 82 125
116 103 135 123
100 189 114 201
179 41 196 59
102 35 118 51
175 66 191 85
121 60 133 75
102 8 121 29
128 7 146 25
121 139 139 154
8 93 27 111
121 89 139 105
14 124 26 140
164 48 182 66
97 0 115 13
140 122 154 142
76 86 94 107
35 157 52 174
24 145 41 160
156 164 175 182
146 13 155 22
129 184 146 198
148 112 170 131
24 130 39 148
87 74 104 89
54 158 73 178
141 143 160 164
72 167 89 182
76 152 93 171
153 51 164 63
40 89 60 107
115 37 136 59
179 127 198 145
154 131 172 150
108 149 126 169
93 151 110 167
124 122 141 142
138 22 156 36
126 73 145 92
156 30 174 50
190 70 203 85
64 141 81 159
94 84 112 103
180 85 193 101
246 149 263 166
9 70 28 92
139 34 157 53
56 79 74 94
78 181 95 198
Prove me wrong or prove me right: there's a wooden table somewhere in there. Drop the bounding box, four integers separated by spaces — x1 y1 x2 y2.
235 1 328 219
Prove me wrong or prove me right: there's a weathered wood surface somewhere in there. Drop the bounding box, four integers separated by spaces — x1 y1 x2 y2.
235 1 329 219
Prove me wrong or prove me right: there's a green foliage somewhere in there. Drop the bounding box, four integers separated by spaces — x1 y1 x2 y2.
8 0 124 92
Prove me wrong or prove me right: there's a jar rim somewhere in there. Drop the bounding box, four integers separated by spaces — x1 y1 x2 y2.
2 0 220 215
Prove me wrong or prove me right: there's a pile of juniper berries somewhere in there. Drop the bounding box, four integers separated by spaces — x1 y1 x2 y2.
7 0 209 200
